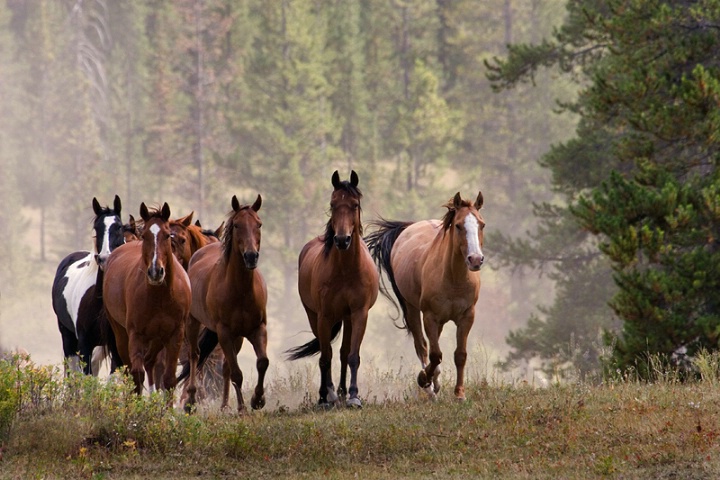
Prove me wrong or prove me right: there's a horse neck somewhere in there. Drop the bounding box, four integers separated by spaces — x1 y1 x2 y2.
434 228 471 282
329 229 364 269
225 249 256 290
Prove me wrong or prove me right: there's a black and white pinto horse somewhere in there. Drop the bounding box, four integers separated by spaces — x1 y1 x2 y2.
52 195 128 375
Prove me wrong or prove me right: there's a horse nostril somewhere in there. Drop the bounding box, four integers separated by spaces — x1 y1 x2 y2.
335 236 351 249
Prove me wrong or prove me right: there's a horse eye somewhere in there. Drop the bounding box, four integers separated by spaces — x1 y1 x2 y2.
455 224 462 230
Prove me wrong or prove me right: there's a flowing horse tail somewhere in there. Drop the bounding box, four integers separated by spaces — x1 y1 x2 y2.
285 322 342 360
365 219 412 331
177 328 219 383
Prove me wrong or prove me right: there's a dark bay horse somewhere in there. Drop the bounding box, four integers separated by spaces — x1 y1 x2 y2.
286 171 379 408
366 192 485 401
103 203 191 399
52 195 129 375
182 195 268 412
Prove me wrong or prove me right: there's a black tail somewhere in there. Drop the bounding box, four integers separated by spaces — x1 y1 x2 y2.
365 219 412 330
285 321 342 360
177 328 219 383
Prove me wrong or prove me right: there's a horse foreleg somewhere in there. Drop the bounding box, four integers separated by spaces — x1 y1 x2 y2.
316 317 337 407
338 317 352 401
346 310 368 408
127 333 146 395
217 330 244 412
453 314 475 401
248 324 269 410
161 327 183 408
183 316 202 412
419 313 443 398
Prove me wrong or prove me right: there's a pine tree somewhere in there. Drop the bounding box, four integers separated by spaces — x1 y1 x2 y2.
488 1 720 377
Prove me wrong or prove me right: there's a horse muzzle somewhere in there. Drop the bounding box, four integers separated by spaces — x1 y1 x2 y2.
95 253 109 271
466 253 484 271
334 235 351 250
243 251 259 269
147 265 165 285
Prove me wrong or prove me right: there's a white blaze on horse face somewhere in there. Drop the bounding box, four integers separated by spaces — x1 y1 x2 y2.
149 224 161 268
464 214 483 266
98 216 117 256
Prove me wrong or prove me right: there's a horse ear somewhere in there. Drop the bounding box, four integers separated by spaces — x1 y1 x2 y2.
195 219 202 227
113 195 122 214
161 203 171 221
215 221 225 238
453 192 462 208
179 212 194 227
231 195 240 212
350 170 359 187
92 197 102 216
474 191 484 210
128 215 136 230
252 194 262 212
331 170 341 189
139 203 150 222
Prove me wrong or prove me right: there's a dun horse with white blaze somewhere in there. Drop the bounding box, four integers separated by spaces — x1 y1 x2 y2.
366 191 485 401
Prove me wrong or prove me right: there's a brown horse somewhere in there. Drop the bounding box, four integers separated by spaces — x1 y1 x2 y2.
286 171 379 408
182 195 268 412
169 212 221 270
103 203 191 400
366 191 485 401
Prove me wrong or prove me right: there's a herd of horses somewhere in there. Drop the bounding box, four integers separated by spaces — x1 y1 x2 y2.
51 171 485 412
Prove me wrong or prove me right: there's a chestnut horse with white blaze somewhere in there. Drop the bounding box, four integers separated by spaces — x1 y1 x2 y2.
103 203 191 400
366 191 485 400
286 171 379 408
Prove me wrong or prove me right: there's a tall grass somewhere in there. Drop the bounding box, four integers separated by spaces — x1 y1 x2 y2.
2 351 720 479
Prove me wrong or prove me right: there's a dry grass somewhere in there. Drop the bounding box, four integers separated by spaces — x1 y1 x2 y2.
2 354 720 479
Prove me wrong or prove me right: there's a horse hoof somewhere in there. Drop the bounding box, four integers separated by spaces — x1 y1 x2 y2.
423 385 438 400
251 394 266 410
317 401 335 411
417 371 431 389
183 402 196 415
346 397 362 409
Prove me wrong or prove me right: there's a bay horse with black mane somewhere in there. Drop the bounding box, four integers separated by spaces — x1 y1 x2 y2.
103 203 191 400
366 191 485 401
52 195 132 375
181 194 268 413
286 170 379 408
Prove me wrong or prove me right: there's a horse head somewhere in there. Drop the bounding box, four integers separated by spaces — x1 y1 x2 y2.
139 202 173 285
169 211 195 270
328 170 362 252
123 215 140 242
445 191 485 272
92 195 125 271
224 194 262 269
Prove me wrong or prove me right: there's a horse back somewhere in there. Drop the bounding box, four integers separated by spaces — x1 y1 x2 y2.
52 250 98 334
390 220 442 307
298 236 378 316
188 242 223 326
102 242 143 330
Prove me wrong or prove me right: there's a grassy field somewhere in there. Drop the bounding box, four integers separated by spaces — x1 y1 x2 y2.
2 354 720 479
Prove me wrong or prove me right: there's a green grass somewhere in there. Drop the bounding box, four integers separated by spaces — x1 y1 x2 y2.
2 354 720 479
